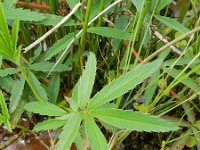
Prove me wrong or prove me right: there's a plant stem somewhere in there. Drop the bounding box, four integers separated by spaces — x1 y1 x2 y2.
17 63 44 102
80 0 93 57
123 0 151 73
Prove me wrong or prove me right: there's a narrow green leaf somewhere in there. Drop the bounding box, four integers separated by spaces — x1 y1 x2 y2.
0 76 15 92
0 91 12 132
34 119 66 132
156 0 172 12
167 68 200 93
67 98 79 111
10 76 25 113
24 102 67 116
56 113 82 150
164 58 200 66
36 14 79 26
11 18 19 54
93 108 179 132
0 91 10 120
10 100 26 126
0 68 19 77
0 49 14 61
0 113 5 125
28 71 48 101
130 0 144 12
144 70 160 106
89 0 113 19
0 1 11 47
112 15 129 52
78 52 96 107
5 7 46 22
0 56 2 67
44 33 75 61
89 59 162 109
0 30 11 49
48 74 60 104
72 84 78 102
4 119 12 132
87 27 131 40
30 62 71 72
66 0 82 20
2 0 17 8
154 15 189 33
30 45 42 63
84 115 108 150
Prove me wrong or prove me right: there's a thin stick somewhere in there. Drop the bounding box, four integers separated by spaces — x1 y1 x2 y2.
23 2 81 53
150 26 182 55
141 26 200 64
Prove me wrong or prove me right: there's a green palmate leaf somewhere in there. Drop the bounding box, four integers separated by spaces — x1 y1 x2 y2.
154 15 189 33
48 74 60 104
56 113 82 150
11 18 19 54
5 7 46 22
89 59 162 109
44 33 75 61
87 27 131 40
0 1 11 48
92 108 179 132
84 115 108 150
78 52 96 107
10 76 25 113
24 102 67 116
33 119 66 132
0 68 19 77
30 62 71 72
28 71 48 101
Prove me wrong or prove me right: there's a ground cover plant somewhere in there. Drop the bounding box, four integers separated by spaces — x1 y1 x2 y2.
0 0 200 149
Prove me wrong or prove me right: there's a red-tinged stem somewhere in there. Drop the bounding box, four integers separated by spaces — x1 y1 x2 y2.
16 1 51 11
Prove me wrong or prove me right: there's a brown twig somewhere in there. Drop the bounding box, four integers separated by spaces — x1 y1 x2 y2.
16 1 51 11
